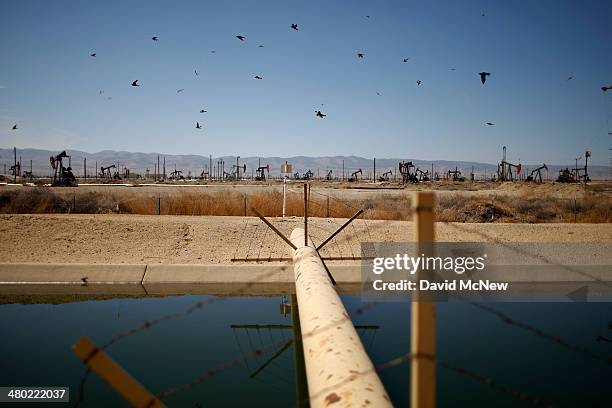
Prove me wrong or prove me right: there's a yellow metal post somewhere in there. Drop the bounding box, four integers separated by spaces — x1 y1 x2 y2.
411 192 436 408
72 337 167 408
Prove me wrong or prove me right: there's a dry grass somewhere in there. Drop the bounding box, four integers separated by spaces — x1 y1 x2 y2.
0 188 609 223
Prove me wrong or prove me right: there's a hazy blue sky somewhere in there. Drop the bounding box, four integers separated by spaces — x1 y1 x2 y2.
1 0 611 165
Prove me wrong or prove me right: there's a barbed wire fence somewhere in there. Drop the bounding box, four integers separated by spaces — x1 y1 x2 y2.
73 189 611 408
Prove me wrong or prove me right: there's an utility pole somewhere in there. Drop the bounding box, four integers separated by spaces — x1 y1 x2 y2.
209 154 212 181
342 160 345 182
373 157 376 182
84 158 87 179
13 147 17 183
95 161 98 179
236 156 240 179
163 156 166 181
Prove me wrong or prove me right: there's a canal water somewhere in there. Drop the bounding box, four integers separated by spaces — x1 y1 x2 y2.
1 295 610 407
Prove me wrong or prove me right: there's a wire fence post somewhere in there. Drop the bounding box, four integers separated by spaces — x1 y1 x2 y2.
244 196 247 216
282 176 287 218
303 183 308 247
411 191 436 408
158 197 161 215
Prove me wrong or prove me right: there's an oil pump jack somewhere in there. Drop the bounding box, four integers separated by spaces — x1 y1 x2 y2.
50 151 77 186
526 164 547 183
348 168 362 182
9 162 20 177
497 146 521 181
415 168 430 181
325 170 333 181
99 164 120 179
378 170 392 182
399 161 418 183
169 170 184 180
294 169 313 180
557 151 591 183
255 164 270 181
447 167 465 181
227 164 247 180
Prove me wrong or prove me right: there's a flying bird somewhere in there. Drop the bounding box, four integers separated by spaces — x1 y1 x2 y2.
416 80 422 86
107 97 112 100
196 122 202 129
485 122 495 126
479 72 491 84
291 24 299 31
131 80 139 87
365 15 371 19
254 75 263 79
99 90 104 94
177 89 184 93
195 70 198 76
449 68 457 71
567 75 574 81
200 109 207 113
602 86 612 92
403 58 410 62
315 110 327 118
258 45 264 47
90 53 96 57
211 50 216 54
152 36 158 41
236 35 246 41
12 125 17 130
357 53 364 58
376 92 381 96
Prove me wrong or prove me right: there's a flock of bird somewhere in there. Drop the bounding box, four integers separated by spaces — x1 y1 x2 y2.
7 17 612 132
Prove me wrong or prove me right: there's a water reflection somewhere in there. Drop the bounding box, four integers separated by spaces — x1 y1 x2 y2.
0 293 610 407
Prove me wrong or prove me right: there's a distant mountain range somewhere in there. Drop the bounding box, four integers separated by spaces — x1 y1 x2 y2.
1 148 609 180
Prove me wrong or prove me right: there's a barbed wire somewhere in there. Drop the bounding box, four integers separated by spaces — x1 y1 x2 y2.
466 301 611 365
74 188 610 407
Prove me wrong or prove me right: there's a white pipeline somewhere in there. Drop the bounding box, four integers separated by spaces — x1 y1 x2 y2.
290 228 392 408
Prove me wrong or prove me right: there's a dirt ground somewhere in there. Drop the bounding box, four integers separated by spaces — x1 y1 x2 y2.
0 214 610 264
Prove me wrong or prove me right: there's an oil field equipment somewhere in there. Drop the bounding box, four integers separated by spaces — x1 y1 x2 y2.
8 162 20 177
399 161 418 183
50 151 77 186
447 167 465 181
325 170 333 180
295 169 313 180
199 169 209 179
227 164 247 180
526 164 547 183
497 146 522 181
255 164 270 181
169 169 185 180
99 164 117 179
557 168 574 183
416 168 430 181
557 151 591 183
348 168 362 182
378 170 392 182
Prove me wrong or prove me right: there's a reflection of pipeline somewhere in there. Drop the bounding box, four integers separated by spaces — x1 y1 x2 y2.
290 228 392 407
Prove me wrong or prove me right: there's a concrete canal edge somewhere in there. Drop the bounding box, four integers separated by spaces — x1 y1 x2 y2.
0 263 363 284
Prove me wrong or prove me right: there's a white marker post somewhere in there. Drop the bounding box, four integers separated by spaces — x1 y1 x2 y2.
282 176 287 218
